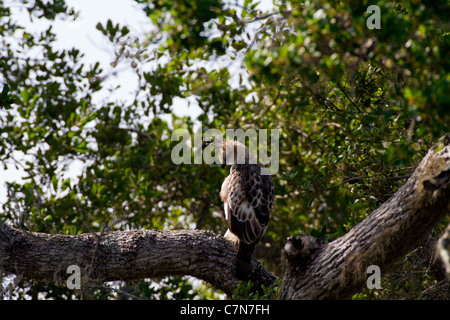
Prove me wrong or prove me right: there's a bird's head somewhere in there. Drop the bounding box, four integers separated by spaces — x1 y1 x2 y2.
202 135 226 168
202 135 256 168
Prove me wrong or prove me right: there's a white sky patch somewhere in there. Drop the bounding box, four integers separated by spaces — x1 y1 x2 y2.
1 0 277 201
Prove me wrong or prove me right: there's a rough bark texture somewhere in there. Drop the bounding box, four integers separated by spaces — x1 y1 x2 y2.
0 140 449 299
279 141 450 299
0 226 275 296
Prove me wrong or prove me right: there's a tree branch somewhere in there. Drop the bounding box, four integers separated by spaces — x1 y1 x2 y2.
1 139 449 299
0 226 275 296
279 140 450 299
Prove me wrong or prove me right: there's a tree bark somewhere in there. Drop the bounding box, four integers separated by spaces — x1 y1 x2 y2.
279 140 450 299
0 140 449 299
0 226 275 296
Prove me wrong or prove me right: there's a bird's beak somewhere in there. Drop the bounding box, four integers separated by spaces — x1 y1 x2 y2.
202 140 211 149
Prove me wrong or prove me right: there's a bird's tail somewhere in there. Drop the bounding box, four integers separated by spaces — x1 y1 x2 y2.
236 242 255 280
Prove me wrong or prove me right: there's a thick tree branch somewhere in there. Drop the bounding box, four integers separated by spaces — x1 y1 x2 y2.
279 140 450 299
0 226 275 296
1 139 449 300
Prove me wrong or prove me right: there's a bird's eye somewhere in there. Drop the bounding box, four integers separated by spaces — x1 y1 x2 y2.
202 139 212 149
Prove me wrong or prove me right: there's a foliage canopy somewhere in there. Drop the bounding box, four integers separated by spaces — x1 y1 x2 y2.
0 0 448 299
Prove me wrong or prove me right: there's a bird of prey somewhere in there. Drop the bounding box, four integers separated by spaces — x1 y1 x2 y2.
203 135 274 280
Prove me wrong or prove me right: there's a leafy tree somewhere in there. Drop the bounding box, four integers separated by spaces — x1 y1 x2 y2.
0 0 448 299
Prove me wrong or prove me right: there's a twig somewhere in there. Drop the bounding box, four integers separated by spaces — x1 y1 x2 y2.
337 82 361 112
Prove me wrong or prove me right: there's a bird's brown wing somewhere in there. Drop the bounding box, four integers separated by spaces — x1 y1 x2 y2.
225 164 273 246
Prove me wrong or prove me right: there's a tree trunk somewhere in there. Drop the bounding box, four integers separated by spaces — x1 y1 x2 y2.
279 140 450 299
0 139 448 299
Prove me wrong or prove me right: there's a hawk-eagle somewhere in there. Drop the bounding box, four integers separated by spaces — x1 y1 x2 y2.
204 136 274 280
